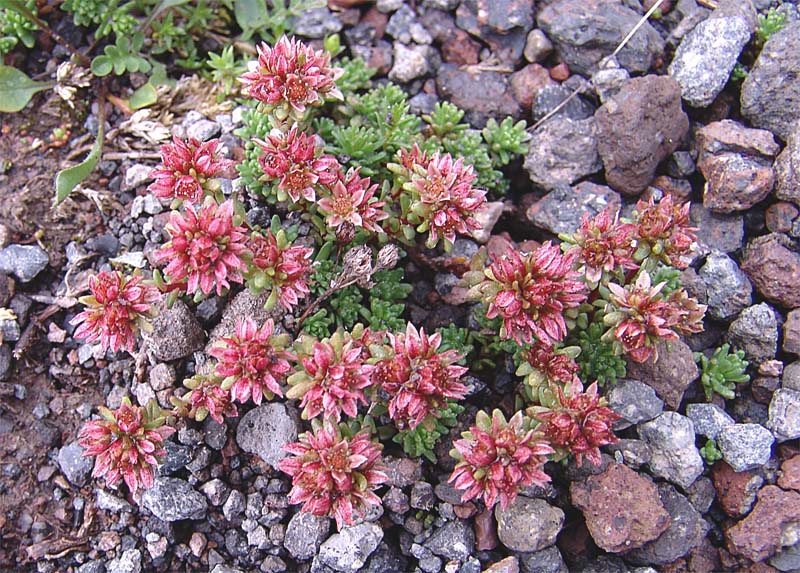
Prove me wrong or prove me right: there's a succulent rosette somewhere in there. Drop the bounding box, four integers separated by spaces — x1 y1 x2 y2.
561 209 638 285
245 229 313 311
318 167 388 235
633 194 697 269
171 373 238 424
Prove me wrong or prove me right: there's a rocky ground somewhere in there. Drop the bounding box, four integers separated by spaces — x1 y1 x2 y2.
2 0 800 572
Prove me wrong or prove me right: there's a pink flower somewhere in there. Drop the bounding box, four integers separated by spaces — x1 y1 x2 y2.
172 374 238 425
664 287 706 336
239 36 343 119
482 242 587 346
148 137 234 203
634 195 697 269
78 398 174 498
255 126 339 203
318 168 388 234
564 209 638 284
210 318 294 405
411 153 487 248
71 271 159 353
534 382 621 467
286 331 374 422
279 424 388 530
604 272 678 363
372 323 468 431
521 340 581 388
154 199 248 296
246 229 313 311
449 410 553 510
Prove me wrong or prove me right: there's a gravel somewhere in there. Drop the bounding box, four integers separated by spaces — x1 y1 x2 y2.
141 477 208 521
0 244 49 282
236 403 300 470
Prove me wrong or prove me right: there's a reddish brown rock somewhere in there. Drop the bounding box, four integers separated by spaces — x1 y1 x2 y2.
649 175 693 203
549 62 570 81
784 309 800 355
570 463 670 553
741 234 800 309
775 124 800 205
474 507 499 551
510 64 556 110
483 556 519 573
441 29 481 65
360 6 388 39
778 455 800 491
726 485 800 562
625 339 699 410
712 461 763 518
594 75 689 196
766 202 799 234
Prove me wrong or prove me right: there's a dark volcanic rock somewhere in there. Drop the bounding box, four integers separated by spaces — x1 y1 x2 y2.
523 118 602 192
741 234 800 309
436 65 522 128
150 299 205 362
525 181 620 235
776 124 800 205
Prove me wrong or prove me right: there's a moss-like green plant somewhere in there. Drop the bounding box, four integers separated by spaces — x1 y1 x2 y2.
650 265 682 295
699 438 722 464
482 117 530 166
392 401 464 463
570 320 626 386
756 8 786 46
436 325 473 366
694 343 749 401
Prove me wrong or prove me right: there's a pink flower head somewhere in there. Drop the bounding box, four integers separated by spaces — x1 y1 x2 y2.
255 126 340 203
210 318 294 405
535 382 621 467
483 242 587 346
564 209 638 284
287 331 374 422
372 323 468 431
664 287 706 336
634 195 697 269
78 398 175 498
318 167 388 234
449 410 553 510
148 137 234 203
239 36 343 119
72 271 159 353
279 424 388 530
172 373 238 424
154 199 248 296
411 153 487 249
605 271 678 363
246 229 313 311
522 340 581 388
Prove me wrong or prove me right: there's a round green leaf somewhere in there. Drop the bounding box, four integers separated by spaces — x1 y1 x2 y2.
0 65 53 113
90 56 113 77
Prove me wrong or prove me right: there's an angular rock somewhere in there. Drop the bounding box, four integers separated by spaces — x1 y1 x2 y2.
592 62 630 105
686 403 734 440
210 289 282 343
95 489 132 513
141 477 208 521
689 204 745 255
771 542 800 573
436 65 521 128
316 522 383 573
495 496 564 553
741 22 800 141
518 546 568 573
424 519 475 561
594 76 689 196
699 251 752 320
727 302 778 364
531 84 595 123
778 456 800 492
456 0 534 34
236 403 299 469
570 463 670 553
607 379 664 430
107 549 142 573
726 485 800 562
0 244 49 283
388 43 434 83
149 299 205 362
712 461 763 518
607 439 651 469
538 0 663 75
510 63 556 110
523 118 601 192
625 339 699 410
717 423 774 471
57 442 94 487
638 412 704 489
294 7 343 38
626 484 709 565
784 309 800 355
526 181 619 236
776 124 800 205
741 234 800 309
767 389 800 442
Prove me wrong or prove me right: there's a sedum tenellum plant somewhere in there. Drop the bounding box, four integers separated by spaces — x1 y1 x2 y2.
73 36 708 524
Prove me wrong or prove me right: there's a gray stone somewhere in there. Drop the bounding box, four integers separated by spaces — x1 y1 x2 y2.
669 15 752 108
771 541 800 572
686 403 735 440
223 489 245 522
699 251 752 320
149 299 205 362
718 423 774 471
389 43 433 83
531 85 595 123
607 379 664 429
95 489 132 512
456 0 534 34
638 412 704 489
519 546 568 573
690 204 745 254
538 0 663 75
767 388 800 442
0 244 49 282
424 519 475 561
608 439 652 469
107 549 142 573
285 510 330 560
784 361 800 391
236 403 299 469
158 441 191 474
109 251 147 269
141 477 208 521
0 318 19 342
204 417 227 450
741 22 800 140
376 0 403 12
316 522 383 572
0 344 10 381
523 118 601 192
57 441 94 487
626 484 709 565
495 496 564 552
122 163 152 191
524 29 553 63
77 561 106 573
776 124 800 205
436 65 521 128
200 478 230 506
294 8 342 38
727 303 778 364
592 65 630 104
410 481 435 510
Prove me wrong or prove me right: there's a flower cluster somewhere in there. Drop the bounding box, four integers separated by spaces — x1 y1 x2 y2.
245 229 313 311
210 318 294 405
449 410 553 510
155 199 248 297
72 270 159 354
318 167 388 234
171 373 238 424
516 341 581 392
279 424 387 529
562 209 637 285
148 136 235 204
634 195 696 269
78 398 174 498
372 323 468 431
240 35 343 121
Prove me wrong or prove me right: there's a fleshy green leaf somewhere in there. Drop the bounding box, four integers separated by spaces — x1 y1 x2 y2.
54 120 104 205
90 55 113 77
129 82 158 110
0 65 54 113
